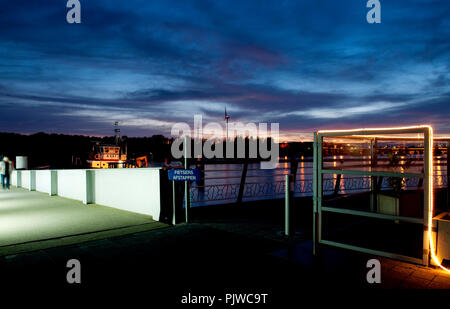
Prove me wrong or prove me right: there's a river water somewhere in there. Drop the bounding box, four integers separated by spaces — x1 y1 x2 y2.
189 155 448 207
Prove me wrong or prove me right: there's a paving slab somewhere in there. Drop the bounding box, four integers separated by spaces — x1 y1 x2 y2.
0 188 167 256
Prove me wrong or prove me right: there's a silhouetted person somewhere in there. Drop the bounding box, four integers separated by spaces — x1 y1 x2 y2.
0 157 13 190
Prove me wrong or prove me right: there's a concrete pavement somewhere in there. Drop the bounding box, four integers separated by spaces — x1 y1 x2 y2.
0 187 167 256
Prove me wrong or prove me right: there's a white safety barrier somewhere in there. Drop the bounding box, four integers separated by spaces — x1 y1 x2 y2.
35 170 52 194
12 168 162 220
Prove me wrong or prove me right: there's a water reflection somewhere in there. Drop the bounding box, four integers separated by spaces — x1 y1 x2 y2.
190 155 447 206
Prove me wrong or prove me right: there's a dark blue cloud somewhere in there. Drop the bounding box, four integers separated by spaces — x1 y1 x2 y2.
0 0 448 139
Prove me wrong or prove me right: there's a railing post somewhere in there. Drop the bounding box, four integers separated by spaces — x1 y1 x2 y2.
290 159 299 185
285 174 291 236
418 174 424 189
197 163 205 193
237 160 248 204
313 132 319 255
376 176 384 191
317 135 323 248
333 174 342 196
370 138 378 212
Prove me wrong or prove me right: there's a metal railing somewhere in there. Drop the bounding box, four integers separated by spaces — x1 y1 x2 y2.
189 162 447 205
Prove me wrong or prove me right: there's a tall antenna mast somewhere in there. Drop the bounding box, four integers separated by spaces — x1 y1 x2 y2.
114 121 121 145
225 106 230 141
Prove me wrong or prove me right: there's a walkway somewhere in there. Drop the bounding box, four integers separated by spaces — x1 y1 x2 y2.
0 188 167 256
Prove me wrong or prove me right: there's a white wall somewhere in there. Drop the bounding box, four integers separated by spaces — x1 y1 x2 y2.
36 170 51 194
11 171 17 186
56 169 87 202
21 170 31 189
92 168 161 219
12 168 163 220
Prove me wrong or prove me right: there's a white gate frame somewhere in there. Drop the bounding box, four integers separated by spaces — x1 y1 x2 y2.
313 126 434 266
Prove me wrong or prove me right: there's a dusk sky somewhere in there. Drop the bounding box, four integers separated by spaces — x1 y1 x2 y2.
0 0 449 141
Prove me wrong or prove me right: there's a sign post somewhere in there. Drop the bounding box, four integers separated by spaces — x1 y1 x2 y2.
172 180 176 225
185 135 189 223
168 168 201 224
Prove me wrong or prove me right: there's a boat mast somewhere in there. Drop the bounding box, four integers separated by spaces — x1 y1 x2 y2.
114 121 120 146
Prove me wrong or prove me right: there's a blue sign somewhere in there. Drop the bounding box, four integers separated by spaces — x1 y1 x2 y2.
168 169 201 182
